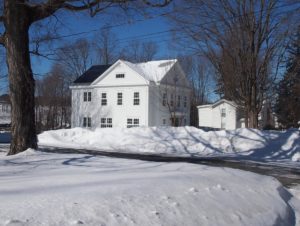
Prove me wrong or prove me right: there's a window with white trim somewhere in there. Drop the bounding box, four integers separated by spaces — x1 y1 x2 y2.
83 92 91 102
170 94 174 107
221 108 226 117
117 92 123 105
101 118 112 128
162 93 167 106
177 95 181 108
116 73 125 78
101 93 107 106
133 92 140 105
127 118 139 128
183 96 187 108
83 117 91 127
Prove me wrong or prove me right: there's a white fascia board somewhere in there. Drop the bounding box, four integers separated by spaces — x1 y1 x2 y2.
91 84 150 88
159 83 191 91
197 104 213 109
212 99 238 108
69 84 93 89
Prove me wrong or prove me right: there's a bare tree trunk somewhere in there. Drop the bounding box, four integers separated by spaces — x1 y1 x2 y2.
244 110 249 128
4 0 37 155
249 84 259 128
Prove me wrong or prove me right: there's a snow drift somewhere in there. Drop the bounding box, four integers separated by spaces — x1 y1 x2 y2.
38 126 300 164
0 149 298 226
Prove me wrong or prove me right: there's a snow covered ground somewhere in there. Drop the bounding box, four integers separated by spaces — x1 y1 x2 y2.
0 149 299 226
39 127 300 166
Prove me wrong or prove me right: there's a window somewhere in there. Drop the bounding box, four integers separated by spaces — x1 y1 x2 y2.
117 92 123 105
127 118 139 128
163 119 166 125
162 93 167 106
83 92 91 102
170 94 174 107
88 117 91 127
184 96 187 108
83 117 91 127
177 95 181 108
221 108 226 117
184 118 187 125
133 92 140 105
101 118 112 128
116 73 125 78
134 118 139 125
101 93 107 106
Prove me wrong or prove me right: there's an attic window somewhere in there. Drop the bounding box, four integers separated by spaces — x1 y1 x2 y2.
116 73 125 78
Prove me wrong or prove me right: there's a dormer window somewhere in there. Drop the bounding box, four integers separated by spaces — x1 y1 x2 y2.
116 73 125 78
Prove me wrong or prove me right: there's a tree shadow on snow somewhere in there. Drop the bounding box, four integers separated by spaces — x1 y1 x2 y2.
228 129 300 162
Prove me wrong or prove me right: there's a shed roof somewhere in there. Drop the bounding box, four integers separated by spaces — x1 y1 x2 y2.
197 99 238 109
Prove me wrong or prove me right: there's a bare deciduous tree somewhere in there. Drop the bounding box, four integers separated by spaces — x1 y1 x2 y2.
94 26 118 65
57 39 91 81
179 55 212 126
170 0 299 128
0 0 171 155
36 63 70 132
121 40 158 62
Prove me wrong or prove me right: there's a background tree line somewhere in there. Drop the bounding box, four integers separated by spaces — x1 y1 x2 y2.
169 0 300 129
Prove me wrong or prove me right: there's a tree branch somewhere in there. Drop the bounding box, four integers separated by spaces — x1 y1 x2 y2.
28 0 172 23
0 33 5 46
28 0 116 22
142 0 172 7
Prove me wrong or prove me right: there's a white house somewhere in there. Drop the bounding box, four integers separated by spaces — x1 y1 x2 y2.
70 59 191 128
197 99 278 130
197 99 238 130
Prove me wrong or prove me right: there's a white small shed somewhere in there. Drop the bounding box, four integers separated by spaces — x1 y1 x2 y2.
197 99 238 130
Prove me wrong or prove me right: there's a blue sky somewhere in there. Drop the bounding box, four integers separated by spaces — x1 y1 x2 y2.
0 6 178 94
30 7 176 77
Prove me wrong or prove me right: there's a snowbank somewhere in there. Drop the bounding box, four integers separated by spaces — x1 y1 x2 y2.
0 151 298 226
39 127 300 164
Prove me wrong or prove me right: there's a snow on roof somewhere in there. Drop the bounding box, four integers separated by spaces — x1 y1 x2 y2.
197 99 238 109
122 59 177 83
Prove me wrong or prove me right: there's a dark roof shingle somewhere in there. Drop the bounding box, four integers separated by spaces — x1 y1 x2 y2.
73 65 111 84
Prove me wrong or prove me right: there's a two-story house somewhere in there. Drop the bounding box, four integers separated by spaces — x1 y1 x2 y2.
70 59 191 128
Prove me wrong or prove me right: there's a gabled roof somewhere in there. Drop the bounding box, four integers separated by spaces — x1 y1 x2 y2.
122 59 177 83
197 99 238 109
73 65 111 84
73 59 181 86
